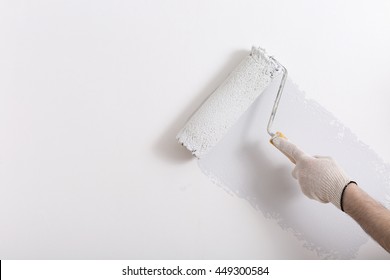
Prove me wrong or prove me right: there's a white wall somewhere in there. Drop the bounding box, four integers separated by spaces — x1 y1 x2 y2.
0 0 389 259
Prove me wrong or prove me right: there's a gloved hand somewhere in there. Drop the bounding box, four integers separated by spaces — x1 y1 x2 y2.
271 135 351 210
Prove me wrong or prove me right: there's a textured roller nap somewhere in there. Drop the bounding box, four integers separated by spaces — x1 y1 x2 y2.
177 46 279 158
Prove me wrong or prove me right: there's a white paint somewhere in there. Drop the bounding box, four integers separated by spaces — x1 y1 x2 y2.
198 76 390 259
177 47 278 158
1 0 389 259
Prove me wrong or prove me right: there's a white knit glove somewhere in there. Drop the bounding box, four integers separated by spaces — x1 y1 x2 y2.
271 135 351 209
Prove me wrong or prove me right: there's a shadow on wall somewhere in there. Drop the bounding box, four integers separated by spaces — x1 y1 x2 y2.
239 88 299 213
153 50 249 163
197 84 300 218
240 142 299 215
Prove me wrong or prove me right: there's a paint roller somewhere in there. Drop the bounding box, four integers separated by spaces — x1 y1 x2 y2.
177 46 288 158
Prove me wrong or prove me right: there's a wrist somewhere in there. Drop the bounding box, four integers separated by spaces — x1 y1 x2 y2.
340 182 358 212
329 180 356 210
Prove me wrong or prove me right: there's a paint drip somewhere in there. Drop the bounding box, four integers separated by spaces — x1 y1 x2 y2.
198 76 390 259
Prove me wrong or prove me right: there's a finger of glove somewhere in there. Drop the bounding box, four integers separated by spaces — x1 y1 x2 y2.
292 165 299 179
314 155 332 160
271 137 309 164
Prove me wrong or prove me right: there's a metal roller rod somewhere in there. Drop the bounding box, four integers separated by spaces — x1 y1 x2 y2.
267 58 288 137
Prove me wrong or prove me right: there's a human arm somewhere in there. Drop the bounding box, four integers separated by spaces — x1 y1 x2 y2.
343 183 390 253
271 134 390 253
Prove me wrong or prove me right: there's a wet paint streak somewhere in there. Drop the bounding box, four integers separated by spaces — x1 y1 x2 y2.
198 76 390 259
